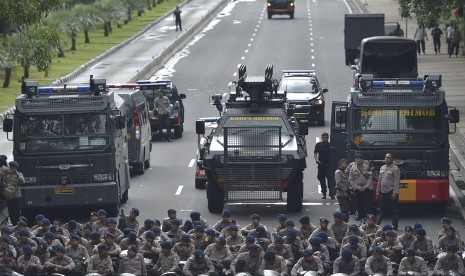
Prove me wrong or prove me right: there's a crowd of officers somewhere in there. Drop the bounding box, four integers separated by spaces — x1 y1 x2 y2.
0 206 463 276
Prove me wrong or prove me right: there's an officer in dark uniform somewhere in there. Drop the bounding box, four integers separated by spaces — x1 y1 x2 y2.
314 132 335 199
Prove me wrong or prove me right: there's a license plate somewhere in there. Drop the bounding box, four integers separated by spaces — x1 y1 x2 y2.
54 188 75 194
400 183 408 188
294 113 307 118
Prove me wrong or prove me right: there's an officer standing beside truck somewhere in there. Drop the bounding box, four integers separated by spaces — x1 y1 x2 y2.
314 132 335 199
347 152 373 221
376 153 401 230
154 89 173 142
2 161 25 226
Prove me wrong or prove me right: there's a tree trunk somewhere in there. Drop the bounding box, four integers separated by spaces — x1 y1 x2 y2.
153 0 156 7
23 65 29 78
108 22 112 34
58 47 65 57
138 10 143 16
84 30 90 43
104 22 110 37
147 0 152 10
3 68 11 88
71 37 76 51
127 7 132 21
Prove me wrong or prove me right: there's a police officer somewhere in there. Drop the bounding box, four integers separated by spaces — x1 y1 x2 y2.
230 244 263 275
213 210 232 233
376 152 401 230
17 245 43 275
45 245 75 275
151 241 181 276
330 211 349 246
398 248 428 276
2 161 25 225
226 224 245 257
335 158 351 221
260 250 287 276
411 228 434 264
165 219 185 244
397 225 415 250
438 217 461 240
291 249 324 276
314 132 335 199
340 235 367 264
268 235 295 265
273 214 288 237
241 213 265 236
87 243 114 275
173 234 195 261
309 217 335 239
154 89 173 142
92 209 108 232
347 152 373 220
434 245 465 275
298 215 317 242
333 248 360 276
364 246 393 276
204 236 234 270
118 245 147 275
162 208 181 232
65 234 90 273
435 226 464 255
121 207 140 232
183 249 216 276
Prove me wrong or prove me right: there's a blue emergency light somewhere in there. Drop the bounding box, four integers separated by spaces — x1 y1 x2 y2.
38 86 91 94
372 80 423 88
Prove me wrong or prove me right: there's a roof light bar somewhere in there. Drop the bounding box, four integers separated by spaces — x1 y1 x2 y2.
38 86 91 94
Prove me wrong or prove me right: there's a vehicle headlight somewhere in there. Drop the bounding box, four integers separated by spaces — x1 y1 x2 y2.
93 174 114 182
311 99 324 105
267 2 271 6
24 177 37 184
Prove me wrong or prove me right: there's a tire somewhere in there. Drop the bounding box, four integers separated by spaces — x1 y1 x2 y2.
268 13 272 19
174 125 183 138
290 13 294 19
133 162 144 175
207 172 224 213
287 171 303 212
144 157 151 170
345 54 351 66
195 179 206 189
121 189 129 203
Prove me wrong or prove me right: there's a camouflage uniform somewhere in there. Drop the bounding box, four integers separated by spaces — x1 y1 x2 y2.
438 228 461 240
299 225 317 241
118 254 147 275
153 251 180 274
434 254 465 275
16 255 43 275
398 256 428 276
87 253 114 274
92 220 106 232
45 255 76 272
267 244 294 264
99 227 123 241
119 237 142 251
230 251 263 275
259 255 287 276
291 256 324 275
309 227 335 239
330 222 349 243
183 255 215 276
411 236 434 262
122 216 140 232
378 240 403 262
364 255 393 275
333 255 360 276
340 243 367 263
397 233 415 250
173 242 195 261
204 243 234 263
435 235 464 254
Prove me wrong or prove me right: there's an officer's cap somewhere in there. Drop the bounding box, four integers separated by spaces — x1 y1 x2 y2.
44 231 55 240
90 232 101 240
413 222 423 230
205 228 216 236
354 152 364 159
250 244 261 252
404 225 413 232
319 217 329 224
152 226 161 233
217 237 226 246
0 236 11 244
18 216 28 224
386 230 397 237
366 214 375 220
348 235 359 244
0 155 7 161
128 245 138 252
105 233 114 239
97 209 107 216
277 214 287 222
251 214 260 220
181 234 191 242
167 208 176 214
107 218 117 225
341 249 353 260
8 161 19 168
18 229 30 236
317 232 328 242
222 210 231 217
71 234 81 241
131 208 140 216
128 231 137 241
18 220 27 227
4 249 13 257
333 211 344 219
229 225 239 231
299 215 310 224
75 230 83 237
374 246 384 254
264 250 276 261
123 228 133 235
84 223 93 230
35 214 45 221
23 245 33 255
145 231 156 239
448 226 456 232
194 249 205 257
97 243 108 251
274 235 284 243
195 225 204 232
144 219 153 227
415 228 426 236
382 225 393 232
349 224 358 231
442 217 452 224
246 235 256 242
256 226 265 234
38 241 48 250
160 241 173 249
406 247 416 256
68 220 78 229
55 245 65 253
287 228 298 238
1 226 12 233
309 237 322 246
170 219 181 226
190 211 201 220
303 248 313 256
42 218 51 225
447 244 458 252
286 219 295 226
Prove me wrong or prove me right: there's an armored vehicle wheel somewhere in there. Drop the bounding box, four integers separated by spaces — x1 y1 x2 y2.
268 13 272 19
144 158 151 169
121 189 129 203
207 173 224 213
287 171 303 212
195 179 206 189
133 162 145 175
290 13 294 19
174 125 183 138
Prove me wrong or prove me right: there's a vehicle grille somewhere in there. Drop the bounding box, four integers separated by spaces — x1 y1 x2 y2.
39 175 92 185
352 92 444 107
17 96 108 113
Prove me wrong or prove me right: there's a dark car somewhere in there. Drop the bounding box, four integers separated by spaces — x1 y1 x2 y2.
137 80 186 139
267 0 295 19
276 70 328 126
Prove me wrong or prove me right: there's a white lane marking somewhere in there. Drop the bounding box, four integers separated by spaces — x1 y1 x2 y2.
342 0 353 13
91 62 102 70
248 44 251 47
311 43 314 46
175 186 184 195
312 56 315 59
245 49 249 53
233 72 238 76
188 159 196 167
312 63 315 67
311 49 314 53
241 56 245 60
316 136 321 143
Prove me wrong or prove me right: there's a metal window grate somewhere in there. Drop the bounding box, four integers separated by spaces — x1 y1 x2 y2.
352 92 444 107
17 95 108 113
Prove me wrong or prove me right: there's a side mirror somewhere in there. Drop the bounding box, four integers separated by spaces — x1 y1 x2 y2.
299 122 308 136
322 88 328 93
3 118 13 133
350 65 357 70
336 110 347 124
180 93 186 99
115 115 126 129
448 109 460 123
196 120 205 135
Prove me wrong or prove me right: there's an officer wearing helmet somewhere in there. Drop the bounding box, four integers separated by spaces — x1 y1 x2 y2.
2 160 24 225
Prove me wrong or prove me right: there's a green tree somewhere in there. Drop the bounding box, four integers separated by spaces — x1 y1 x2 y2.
0 35 18 87
399 0 460 28
60 11 82 51
43 12 68 58
73 4 102 43
95 0 128 36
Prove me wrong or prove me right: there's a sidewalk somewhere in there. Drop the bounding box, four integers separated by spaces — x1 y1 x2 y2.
358 0 465 205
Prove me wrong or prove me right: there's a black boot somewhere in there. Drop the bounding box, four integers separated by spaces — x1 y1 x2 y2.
392 209 400 230
322 192 326 199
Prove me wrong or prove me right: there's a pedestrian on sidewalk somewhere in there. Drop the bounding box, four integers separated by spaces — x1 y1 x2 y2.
173 6 182 32
431 25 443 54
314 132 335 200
446 23 454 51
449 25 461 58
414 25 428 54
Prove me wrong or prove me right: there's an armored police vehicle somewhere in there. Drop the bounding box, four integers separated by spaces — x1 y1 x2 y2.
3 76 131 217
196 65 308 213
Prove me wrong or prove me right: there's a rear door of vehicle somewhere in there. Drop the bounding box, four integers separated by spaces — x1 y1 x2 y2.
133 91 151 161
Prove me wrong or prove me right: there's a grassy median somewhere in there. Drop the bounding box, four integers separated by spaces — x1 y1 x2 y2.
0 1 181 112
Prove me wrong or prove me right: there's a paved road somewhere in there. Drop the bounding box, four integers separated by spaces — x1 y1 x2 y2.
1 0 464 240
